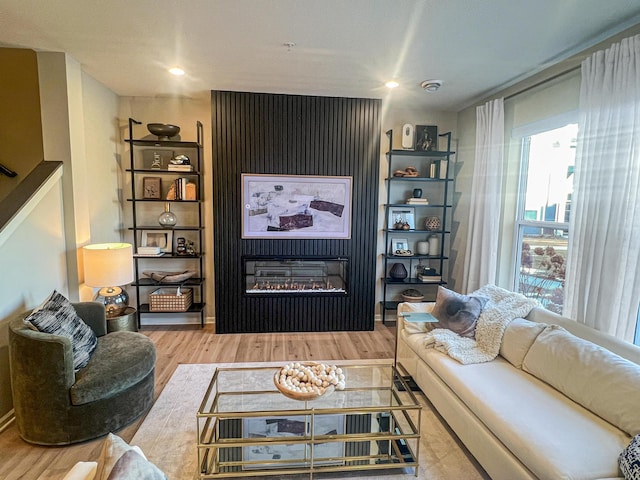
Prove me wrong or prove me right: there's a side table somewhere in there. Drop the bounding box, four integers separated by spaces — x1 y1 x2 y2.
107 307 138 333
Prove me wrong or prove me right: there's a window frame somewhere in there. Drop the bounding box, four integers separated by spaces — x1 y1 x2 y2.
510 114 577 300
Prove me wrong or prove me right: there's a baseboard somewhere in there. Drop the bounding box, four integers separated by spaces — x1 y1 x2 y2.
0 409 15 434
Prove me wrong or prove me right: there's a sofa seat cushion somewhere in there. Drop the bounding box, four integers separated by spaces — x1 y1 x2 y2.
421 348 629 479
71 332 156 405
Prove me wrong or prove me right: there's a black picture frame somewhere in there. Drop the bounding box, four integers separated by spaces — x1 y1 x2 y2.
415 125 438 152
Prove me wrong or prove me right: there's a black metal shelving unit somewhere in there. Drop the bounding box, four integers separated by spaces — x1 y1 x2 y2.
125 118 206 327
381 130 455 324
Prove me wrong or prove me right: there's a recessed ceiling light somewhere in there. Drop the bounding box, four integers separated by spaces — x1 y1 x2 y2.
385 80 399 89
169 67 185 76
420 79 443 92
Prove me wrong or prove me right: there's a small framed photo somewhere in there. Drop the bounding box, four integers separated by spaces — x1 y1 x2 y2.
415 125 438 152
390 237 409 255
389 238 409 256
142 177 162 199
388 207 415 230
141 230 173 253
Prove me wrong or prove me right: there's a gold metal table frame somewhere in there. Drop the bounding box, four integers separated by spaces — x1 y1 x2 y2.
197 363 421 478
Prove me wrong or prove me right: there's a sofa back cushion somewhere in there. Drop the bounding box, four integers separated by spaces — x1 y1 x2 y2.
499 318 546 369
523 325 640 436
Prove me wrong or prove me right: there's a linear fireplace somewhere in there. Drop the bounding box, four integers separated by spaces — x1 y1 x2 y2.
243 256 349 296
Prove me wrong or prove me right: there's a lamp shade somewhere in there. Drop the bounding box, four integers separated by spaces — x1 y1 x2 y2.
83 243 134 287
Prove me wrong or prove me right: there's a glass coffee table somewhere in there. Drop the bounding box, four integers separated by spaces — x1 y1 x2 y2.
196 363 421 478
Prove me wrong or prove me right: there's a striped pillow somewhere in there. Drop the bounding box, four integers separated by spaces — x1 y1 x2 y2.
25 290 98 371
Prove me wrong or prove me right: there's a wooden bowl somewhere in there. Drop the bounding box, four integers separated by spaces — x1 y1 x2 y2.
273 363 335 401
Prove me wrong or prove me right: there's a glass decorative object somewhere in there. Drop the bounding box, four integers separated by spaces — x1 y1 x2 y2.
158 202 177 228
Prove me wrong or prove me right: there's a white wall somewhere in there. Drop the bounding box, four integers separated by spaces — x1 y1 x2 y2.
0 171 66 425
82 72 123 246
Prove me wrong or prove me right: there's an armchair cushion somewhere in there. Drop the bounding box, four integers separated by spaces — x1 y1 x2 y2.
25 290 98 371
71 332 156 405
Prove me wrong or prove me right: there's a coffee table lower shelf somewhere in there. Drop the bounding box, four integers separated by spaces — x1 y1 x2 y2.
196 364 421 478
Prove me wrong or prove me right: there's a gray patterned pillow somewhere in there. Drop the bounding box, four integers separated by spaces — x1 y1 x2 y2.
25 290 98 371
427 286 489 338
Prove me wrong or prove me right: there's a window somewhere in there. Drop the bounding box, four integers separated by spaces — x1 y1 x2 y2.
514 122 578 313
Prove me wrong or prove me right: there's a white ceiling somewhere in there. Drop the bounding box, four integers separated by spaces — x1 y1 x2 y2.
2 0 640 111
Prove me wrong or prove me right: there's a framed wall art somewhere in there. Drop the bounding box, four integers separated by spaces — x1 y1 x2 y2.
241 174 352 239
415 125 438 152
388 207 415 230
142 177 162 199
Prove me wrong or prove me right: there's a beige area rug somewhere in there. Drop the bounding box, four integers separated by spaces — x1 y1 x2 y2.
131 360 488 480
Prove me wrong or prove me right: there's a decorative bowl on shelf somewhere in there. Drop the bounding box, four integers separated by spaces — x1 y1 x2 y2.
142 270 197 283
401 289 425 302
273 362 344 401
147 123 180 139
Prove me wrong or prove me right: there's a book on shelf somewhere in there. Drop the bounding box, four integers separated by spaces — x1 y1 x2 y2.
407 198 429 204
417 274 442 283
167 164 194 172
166 177 197 200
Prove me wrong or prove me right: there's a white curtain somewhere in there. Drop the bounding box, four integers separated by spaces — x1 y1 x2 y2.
462 98 504 293
564 34 640 341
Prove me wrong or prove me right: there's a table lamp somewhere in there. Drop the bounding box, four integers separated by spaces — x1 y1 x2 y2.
83 243 134 318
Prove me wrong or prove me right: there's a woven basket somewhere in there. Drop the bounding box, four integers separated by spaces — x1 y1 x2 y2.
149 288 193 312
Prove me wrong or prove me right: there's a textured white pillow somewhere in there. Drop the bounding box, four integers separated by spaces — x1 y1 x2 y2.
499 318 546 368
63 462 97 480
523 325 640 436
96 433 165 480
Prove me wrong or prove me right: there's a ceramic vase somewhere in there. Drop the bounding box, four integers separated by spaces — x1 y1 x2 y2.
389 263 408 280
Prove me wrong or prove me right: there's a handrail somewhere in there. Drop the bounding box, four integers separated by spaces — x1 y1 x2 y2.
0 163 17 177
0 161 62 233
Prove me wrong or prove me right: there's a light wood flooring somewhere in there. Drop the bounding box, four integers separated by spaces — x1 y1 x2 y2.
0 323 396 479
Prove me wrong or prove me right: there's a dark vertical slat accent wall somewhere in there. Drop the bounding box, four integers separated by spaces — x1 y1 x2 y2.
212 91 381 333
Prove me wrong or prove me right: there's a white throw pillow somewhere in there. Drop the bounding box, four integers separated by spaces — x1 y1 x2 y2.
63 462 97 480
95 433 166 480
499 317 546 368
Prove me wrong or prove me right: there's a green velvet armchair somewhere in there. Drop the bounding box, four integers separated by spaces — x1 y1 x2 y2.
8 302 156 445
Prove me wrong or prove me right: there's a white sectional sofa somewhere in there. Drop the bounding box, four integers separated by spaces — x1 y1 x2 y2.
397 302 640 480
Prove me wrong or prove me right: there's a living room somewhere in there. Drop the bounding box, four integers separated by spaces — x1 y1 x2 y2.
1 2 640 479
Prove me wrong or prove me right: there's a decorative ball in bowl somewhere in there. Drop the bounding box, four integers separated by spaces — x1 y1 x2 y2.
274 362 345 401
147 123 180 139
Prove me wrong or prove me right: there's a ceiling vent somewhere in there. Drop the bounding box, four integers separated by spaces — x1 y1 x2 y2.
420 80 443 92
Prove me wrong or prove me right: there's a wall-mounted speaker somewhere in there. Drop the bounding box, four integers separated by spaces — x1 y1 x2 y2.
402 123 414 149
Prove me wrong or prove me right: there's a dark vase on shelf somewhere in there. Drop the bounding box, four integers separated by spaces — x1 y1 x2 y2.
389 263 408 281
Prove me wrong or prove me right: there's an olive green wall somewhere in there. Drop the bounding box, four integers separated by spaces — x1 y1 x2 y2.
0 48 44 203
